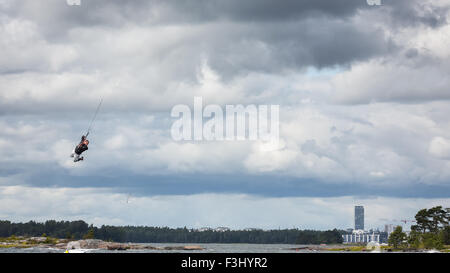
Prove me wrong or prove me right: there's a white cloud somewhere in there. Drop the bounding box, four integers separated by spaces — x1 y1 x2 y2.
2 98 450 187
332 58 450 104
0 17 78 72
429 136 450 159
332 8 450 104
369 171 386 178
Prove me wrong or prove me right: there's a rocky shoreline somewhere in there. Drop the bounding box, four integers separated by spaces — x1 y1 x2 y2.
66 239 204 251
0 236 204 251
1 236 445 252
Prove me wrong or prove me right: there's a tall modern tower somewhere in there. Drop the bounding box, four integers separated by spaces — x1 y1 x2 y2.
355 206 364 230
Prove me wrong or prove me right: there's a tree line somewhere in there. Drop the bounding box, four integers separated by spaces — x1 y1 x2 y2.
0 220 343 244
388 206 450 249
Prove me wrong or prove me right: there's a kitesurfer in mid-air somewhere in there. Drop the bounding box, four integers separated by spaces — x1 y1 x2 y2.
71 135 89 162
69 98 102 163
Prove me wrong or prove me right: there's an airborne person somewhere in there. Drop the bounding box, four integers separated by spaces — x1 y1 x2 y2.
71 135 89 162
70 98 103 163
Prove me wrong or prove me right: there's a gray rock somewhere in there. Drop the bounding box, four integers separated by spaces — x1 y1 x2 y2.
66 240 81 249
55 243 68 249
79 239 105 249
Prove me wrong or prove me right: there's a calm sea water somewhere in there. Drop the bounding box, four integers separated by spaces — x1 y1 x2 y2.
0 243 339 253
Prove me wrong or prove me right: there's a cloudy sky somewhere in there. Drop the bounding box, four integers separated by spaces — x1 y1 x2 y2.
0 0 449 231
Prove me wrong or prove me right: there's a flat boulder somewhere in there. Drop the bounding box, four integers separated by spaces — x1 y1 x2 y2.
182 245 203 250
161 245 203 250
105 242 130 250
67 239 104 249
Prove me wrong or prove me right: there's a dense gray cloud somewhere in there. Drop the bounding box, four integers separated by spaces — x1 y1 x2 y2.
2 0 368 29
382 0 449 28
1 0 447 114
0 0 393 79
5 0 446 29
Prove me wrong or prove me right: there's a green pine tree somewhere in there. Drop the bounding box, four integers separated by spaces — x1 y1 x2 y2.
83 228 95 239
388 226 406 249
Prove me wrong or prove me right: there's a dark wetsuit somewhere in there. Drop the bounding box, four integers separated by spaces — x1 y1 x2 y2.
75 136 89 155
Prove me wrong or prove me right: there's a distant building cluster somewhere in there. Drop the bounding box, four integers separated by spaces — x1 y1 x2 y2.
342 205 388 244
243 228 262 231
343 229 384 244
195 227 231 232
384 224 394 235
215 227 231 232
